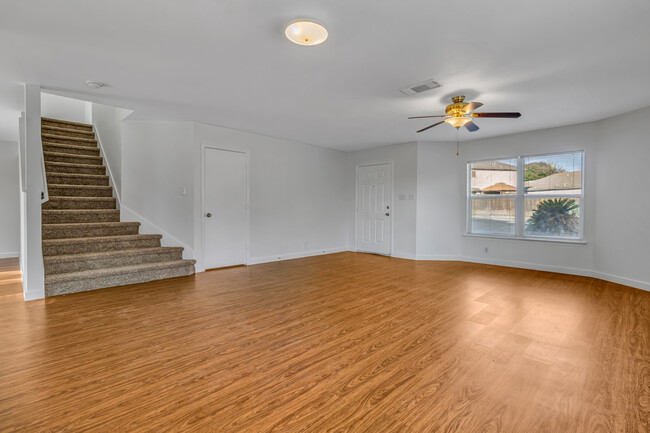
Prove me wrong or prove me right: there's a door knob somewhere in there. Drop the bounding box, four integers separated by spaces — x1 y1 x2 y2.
385 213 390 216
206 213 212 218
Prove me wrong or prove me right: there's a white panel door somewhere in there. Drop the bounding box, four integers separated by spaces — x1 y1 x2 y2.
203 148 247 269
356 163 392 255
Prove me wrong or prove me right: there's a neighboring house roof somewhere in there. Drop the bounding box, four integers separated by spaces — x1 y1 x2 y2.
482 182 517 193
525 171 582 192
472 161 516 171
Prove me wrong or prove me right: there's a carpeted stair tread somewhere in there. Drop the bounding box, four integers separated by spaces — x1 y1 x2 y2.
42 234 162 255
44 261 195 296
43 142 100 156
43 196 116 210
43 151 103 165
45 161 106 175
44 247 184 264
41 133 97 145
46 172 109 186
42 125 96 139
46 260 196 282
42 209 120 223
42 222 141 239
43 247 185 275
47 184 113 197
42 117 93 130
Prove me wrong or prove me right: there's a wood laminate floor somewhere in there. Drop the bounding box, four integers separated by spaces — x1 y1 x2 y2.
0 253 648 432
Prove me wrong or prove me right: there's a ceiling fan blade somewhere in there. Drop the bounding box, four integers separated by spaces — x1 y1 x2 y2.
465 121 479 132
464 102 483 113
417 120 445 133
408 115 448 119
471 112 521 118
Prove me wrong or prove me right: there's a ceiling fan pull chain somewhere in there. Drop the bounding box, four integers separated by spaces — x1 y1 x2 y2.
456 129 460 156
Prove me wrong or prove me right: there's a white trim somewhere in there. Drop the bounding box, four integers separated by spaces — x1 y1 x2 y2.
93 123 121 209
200 144 250 270
120 204 194 259
463 233 587 245
248 247 348 265
409 254 649 293
0 252 20 259
355 161 394 256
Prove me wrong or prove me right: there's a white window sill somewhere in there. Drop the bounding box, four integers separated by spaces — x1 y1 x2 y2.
463 233 587 245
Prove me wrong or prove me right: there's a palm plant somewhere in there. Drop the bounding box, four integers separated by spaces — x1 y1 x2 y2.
526 198 579 235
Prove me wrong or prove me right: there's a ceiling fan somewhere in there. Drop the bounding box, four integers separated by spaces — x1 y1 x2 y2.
409 95 521 133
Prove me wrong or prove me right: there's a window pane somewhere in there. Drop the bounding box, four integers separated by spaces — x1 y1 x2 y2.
524 197 581 238
471 198 516 235
470 159 517 196
524 152 582 195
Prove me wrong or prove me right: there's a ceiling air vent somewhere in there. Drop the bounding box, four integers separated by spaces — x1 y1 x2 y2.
400 79 441 96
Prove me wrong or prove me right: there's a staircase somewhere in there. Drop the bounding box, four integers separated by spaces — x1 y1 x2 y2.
41 117 196 297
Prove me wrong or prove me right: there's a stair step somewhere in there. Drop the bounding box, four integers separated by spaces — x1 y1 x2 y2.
41 133 97 147
43 151 103 166
45 161 106 175
44 247 185 275
43 196 116 210
42 117 93 132
42 234 162 256
47 184 113 197
45 259 195 296
43 142 99 156
42 125 95 139
46 172 109 186
42 209 120 224
42 222 140 240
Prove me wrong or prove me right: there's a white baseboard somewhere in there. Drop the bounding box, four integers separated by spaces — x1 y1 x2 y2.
248 247 348 265
591 271 650 292
412 254 649 292
120 204 195 260
0 252 19 259
390 251 417 260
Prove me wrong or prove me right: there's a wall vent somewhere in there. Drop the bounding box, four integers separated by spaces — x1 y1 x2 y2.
400 79 441 95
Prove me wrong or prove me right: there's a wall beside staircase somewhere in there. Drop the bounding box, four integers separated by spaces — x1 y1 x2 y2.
91 103 132 198
0 140 20 257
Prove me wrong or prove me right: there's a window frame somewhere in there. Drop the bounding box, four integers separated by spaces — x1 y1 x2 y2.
466 150 585 242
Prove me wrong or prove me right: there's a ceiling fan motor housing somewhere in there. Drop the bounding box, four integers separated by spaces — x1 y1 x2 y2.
446 96 470 117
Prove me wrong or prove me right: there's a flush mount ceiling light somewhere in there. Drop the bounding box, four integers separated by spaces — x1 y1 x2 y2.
86 81 104 89
284 20 328 46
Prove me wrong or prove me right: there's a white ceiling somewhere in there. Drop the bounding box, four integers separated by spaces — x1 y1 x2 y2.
1 0 649 150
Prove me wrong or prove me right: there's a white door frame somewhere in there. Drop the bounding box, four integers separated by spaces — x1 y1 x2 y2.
354 162 394 256
200 144 250 268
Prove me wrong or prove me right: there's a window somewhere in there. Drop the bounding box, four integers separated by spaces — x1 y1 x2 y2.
468 151 584 241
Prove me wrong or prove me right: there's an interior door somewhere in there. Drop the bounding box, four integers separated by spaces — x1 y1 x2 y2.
356 163 392 255
203 147 247 269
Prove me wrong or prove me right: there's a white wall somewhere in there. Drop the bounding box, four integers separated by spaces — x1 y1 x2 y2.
347 143 418 259
194 122 348 267
0 140 20 258
121 121 196 254
416 141 462 259
414 107 650 291
41 93 90 124
592 107 650 288
91 103 132 198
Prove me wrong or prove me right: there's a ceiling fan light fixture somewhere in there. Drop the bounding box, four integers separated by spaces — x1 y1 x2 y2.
285 20 328 46
444 117 472 128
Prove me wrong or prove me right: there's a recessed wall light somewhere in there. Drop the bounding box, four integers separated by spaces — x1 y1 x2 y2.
86 81 104 89
284 20 328 46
